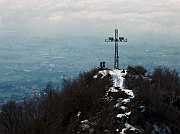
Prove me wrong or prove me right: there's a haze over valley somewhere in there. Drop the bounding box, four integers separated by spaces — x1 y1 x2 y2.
0 32 180 105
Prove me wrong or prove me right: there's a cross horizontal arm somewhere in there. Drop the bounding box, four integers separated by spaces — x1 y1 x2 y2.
105 38 127 42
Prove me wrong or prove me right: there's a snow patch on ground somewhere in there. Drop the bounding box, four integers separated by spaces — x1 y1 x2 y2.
98 70 109 79
109 87 119 93
120 122 142 134
108 69 127 88
108 69 142 133
80 120 90 130
117 111 131 118
122 89 134 98
93 69 143 133
77 111 81 117
120 106 127 110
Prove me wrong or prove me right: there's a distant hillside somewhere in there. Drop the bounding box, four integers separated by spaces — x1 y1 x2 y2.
0 66 180 134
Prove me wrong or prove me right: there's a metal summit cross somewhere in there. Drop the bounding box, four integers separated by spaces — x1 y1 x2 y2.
105 29 127 69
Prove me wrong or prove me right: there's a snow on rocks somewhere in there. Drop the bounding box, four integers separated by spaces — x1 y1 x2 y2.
116 111 131 118
96 70 109 79
100 69 134 98
121 89 134 98
108 69 127 88
77 111 81 118
120 122 142 134
121 98 131 104
80 120 90 130
102 69 141 133
109 87 119 93
120 106 127 110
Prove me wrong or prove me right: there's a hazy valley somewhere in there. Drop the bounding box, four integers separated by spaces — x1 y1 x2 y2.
0 34 180 104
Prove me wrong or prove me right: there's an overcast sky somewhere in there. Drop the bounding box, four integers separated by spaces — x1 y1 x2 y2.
0 0 180 39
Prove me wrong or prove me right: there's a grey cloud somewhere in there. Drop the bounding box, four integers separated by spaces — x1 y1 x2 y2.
0 0 179 37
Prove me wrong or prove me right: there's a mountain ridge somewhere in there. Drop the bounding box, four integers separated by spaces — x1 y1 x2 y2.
0 66 180 134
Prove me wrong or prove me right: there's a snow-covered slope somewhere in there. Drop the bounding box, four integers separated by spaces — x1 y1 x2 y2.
97 69 143 133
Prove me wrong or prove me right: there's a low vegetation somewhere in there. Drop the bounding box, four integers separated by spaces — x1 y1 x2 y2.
126 66 180 133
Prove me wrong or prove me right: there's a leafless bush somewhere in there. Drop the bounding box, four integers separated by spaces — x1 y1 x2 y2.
126 66 180 133
0 68 112 134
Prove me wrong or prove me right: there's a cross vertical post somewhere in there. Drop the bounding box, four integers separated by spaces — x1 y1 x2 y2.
105 29 127 69
114 29 119 69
